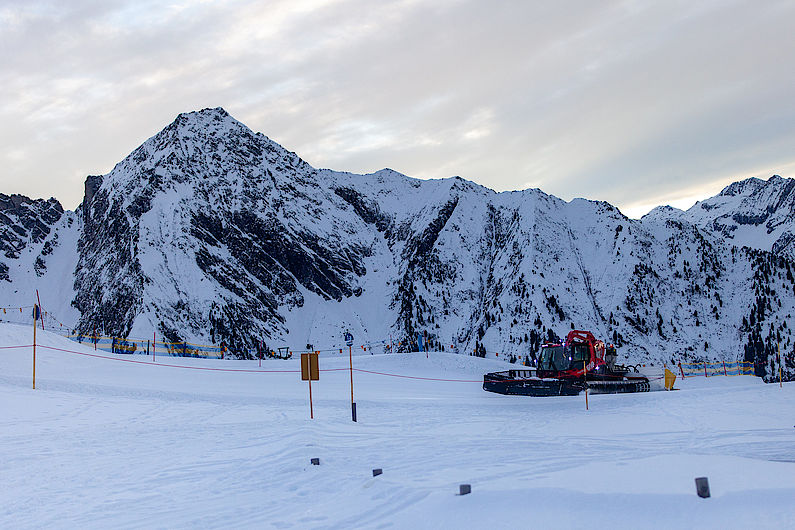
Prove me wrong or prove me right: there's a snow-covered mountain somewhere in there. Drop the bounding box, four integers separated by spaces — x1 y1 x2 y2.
1 107 792 380
676 175 795 258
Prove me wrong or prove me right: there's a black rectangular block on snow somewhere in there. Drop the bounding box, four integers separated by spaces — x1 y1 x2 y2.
310 458 320 465
459 484 471 495
372 468 382 477
695 477 710 498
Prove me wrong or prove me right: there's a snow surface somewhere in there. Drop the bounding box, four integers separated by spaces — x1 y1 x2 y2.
2 323 794 528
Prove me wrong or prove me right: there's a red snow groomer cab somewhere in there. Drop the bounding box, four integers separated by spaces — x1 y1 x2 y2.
483 330 650 396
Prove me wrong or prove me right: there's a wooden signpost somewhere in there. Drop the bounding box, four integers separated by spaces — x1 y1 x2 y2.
301 352 319 419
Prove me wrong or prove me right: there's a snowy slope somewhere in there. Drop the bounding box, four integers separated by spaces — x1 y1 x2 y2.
1 108 794 382
1 324 794 528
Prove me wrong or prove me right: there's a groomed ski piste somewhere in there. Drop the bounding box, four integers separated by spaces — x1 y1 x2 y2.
1 323 794 529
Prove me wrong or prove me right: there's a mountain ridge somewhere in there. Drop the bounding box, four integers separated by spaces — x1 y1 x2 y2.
0 107 792 381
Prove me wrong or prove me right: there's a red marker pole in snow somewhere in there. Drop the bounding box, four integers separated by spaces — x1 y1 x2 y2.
153 332 156 363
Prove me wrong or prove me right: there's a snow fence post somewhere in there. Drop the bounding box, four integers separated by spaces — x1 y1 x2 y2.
695 477 710 498
32 304 39 389
679 362 685 379
345 332 356 422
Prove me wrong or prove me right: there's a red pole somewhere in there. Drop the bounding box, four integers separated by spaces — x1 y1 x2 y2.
93 328 96 350
723 361 727 376
679 362 685 379
704 362 707 377
153 332 156 363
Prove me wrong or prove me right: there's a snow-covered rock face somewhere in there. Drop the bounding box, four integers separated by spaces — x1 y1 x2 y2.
2 107 793 381
0 194 63 280
74 108 373 347
682 175 795 257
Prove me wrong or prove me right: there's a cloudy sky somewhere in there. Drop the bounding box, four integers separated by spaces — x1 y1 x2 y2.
1 0 794 217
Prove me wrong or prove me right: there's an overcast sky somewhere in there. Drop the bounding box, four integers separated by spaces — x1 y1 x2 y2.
1 0 794 217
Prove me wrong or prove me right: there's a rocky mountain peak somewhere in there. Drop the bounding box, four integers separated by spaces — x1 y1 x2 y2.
718 176 767 197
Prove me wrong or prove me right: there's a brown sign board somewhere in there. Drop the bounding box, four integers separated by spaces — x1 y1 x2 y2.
301 352 319 381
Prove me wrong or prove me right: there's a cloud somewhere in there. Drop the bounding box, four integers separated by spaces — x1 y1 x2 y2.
1 0 793 216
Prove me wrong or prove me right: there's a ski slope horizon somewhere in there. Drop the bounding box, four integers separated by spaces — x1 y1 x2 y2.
2 323 794 528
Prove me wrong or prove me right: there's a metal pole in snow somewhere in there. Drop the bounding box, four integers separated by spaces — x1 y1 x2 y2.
349 344 359 422
32 305 37 390
309 377 314 420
